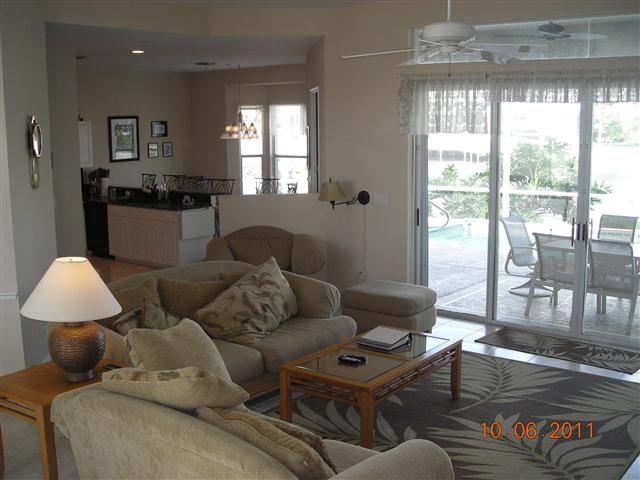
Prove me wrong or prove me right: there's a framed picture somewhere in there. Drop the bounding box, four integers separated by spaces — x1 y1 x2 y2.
151 121 168 138
108 116 139 162
148 142 159 158
162 142 173 157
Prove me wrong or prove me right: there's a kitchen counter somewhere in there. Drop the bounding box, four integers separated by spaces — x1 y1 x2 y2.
85 196 210 211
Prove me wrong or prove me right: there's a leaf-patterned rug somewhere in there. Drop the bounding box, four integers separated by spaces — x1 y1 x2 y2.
265 352 639 479
476 328 640 373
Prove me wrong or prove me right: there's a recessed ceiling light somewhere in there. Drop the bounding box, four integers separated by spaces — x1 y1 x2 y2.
194 61 216 66
131 49 145 55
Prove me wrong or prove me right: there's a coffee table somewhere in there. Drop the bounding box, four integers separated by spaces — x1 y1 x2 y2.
279 329 461 448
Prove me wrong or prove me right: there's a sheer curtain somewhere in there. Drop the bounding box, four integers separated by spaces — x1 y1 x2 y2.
398 68 640 134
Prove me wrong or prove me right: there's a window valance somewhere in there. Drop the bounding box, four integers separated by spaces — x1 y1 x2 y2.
398 68 640 134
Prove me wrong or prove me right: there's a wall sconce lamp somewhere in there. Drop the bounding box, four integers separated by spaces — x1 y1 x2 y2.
318 179 370 210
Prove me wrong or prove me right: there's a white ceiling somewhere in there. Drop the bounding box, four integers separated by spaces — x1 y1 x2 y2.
47 23 321 72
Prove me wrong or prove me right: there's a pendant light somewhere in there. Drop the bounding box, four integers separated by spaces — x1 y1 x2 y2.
221 65 258 141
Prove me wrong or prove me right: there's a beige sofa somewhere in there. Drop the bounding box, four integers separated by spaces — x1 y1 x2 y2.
51 386 454 479
206 226 325 276
102 260 356 397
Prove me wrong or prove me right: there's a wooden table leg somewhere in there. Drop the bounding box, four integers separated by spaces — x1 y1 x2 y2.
451 344 462 401
358 392 374 449
35 405 57 480
279 370 292 422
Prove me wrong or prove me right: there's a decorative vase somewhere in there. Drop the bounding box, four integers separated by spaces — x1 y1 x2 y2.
100 177 109 197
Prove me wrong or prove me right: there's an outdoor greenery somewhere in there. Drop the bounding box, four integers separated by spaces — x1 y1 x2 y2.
430 138 611 222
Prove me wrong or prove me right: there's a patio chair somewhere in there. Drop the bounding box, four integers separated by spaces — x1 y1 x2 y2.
598 214 638 242
525 233 576 316
500 216 551 297
588 239 639 335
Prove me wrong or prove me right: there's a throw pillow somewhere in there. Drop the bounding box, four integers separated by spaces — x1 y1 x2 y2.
157 278 230 319
196 407 334 480
253 412 337 473
112 301 181 335
99 278 160 330
124 319 231 380
195 257 299 345
102 367 248 409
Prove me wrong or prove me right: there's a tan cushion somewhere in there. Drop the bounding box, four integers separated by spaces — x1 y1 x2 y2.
195 258 299 345
112 301 181 336
322 439 377 473
253 412 337 472
102 367 248 409
196 407 334 480
283 272 340 318
251 316 356 373
157 278 230 319
100 278 160 330
227 237 293 270
124 319 231 380
212 339 265 384
341 280 437 316
205 237 235 261
291 234 325 275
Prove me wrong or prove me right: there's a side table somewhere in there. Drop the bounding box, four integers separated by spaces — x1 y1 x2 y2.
0 360 114 480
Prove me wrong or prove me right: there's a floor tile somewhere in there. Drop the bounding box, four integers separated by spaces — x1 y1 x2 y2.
441 319 484 331
619 370 640 383
490 346 536 362
528 355 624 379
432 325 479 341
461 341 498 356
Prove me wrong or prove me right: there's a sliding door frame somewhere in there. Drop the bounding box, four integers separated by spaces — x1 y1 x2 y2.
415 92 640 350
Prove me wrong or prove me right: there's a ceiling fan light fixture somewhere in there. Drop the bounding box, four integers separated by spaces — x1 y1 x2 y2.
423 21 475 43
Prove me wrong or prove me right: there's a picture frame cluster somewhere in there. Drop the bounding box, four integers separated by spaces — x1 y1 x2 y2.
108 117 173 162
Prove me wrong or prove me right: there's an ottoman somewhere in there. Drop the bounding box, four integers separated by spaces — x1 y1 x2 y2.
341 280 437 334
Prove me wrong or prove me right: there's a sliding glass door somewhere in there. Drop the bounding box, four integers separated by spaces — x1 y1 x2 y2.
426 130 491 318
418 97 639 348
582 102 640 340
495 102 582 332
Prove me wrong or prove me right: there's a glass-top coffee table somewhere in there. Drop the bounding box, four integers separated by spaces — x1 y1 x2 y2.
279 329 462 448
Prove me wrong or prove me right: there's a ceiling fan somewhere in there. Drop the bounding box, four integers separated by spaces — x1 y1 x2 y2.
494 21 608 42
341 0 527 66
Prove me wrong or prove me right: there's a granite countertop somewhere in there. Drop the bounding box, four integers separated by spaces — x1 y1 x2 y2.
84 197 211 211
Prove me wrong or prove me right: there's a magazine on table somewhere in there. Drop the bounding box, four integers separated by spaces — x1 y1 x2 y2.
357 326 412 351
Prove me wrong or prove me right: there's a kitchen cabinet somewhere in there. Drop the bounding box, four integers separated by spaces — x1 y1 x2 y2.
107 205 213 267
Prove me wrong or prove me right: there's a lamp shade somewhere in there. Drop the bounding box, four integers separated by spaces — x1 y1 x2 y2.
20 257 122 323
318 181 347 202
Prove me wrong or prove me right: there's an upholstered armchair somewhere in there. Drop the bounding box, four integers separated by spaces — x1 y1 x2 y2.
206 226 325 276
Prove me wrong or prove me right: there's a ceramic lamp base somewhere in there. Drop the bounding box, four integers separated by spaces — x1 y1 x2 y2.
48 322 105 383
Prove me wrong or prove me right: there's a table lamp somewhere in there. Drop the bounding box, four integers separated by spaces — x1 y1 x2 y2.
20 257 122 382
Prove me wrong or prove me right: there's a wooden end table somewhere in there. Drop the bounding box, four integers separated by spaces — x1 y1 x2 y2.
279 329 461 448
0 360 115 480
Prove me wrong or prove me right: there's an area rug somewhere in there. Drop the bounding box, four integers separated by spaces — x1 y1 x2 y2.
475 327 640 374
265 352 639 479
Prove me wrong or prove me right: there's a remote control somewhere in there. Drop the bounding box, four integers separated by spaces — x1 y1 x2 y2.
350 354 367 362
338 355 364 365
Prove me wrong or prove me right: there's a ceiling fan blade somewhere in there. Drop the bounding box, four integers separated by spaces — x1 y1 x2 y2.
341 48 423 60
565 32 608 40
418 38 443 47
397 49 443 67
493 33 542 40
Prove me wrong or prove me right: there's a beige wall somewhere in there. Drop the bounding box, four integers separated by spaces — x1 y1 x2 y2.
0 17 26 374
218 193 329 280
35 0 640 294
46 36 86 257
77 68 193 187
2 1 58 366
190 63 308 179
